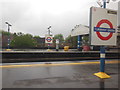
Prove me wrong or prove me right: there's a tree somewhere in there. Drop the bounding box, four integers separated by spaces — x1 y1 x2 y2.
65 35 72 43
13 33 17 37
11 34 36 48
33 35 44 48
53 34 64 48
54 34 64 43
34 35 40 38
1 30 12 35
65 35 77 48
17 32 23 36
82 35 89 45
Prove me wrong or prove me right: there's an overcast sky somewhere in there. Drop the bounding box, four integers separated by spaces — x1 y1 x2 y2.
0 0 119 37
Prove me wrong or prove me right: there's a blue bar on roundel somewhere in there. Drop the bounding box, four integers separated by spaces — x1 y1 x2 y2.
94 27 115 33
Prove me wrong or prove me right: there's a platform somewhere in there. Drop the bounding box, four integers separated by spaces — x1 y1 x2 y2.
1 60 119 88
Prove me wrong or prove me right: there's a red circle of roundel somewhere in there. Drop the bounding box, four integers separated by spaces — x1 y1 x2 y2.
46 37 52 42
96 19 113 40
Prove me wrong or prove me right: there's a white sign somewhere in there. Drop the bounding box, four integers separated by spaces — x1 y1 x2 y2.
90 7 117 46
45 35 53 43
56 39 59 44
71 24 89 36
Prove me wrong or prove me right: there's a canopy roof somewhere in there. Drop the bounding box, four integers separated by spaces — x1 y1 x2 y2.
71 24 89 36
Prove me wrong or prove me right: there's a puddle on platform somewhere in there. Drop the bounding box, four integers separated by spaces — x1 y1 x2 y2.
13 73 97 86
13 76 86 86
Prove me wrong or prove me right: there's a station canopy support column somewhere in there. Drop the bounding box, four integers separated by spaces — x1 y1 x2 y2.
70 24 89 51
77 35 82 51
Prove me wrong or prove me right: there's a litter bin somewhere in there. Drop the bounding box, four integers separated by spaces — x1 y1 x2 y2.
64 46 69 51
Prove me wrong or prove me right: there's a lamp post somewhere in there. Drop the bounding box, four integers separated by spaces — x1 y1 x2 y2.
48 26 51 35
5 22 12 50
47 26 52 50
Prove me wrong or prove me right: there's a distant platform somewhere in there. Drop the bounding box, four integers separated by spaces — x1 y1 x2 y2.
1 49 119 63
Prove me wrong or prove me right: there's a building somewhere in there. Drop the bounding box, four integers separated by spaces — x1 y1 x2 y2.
71 24 89 37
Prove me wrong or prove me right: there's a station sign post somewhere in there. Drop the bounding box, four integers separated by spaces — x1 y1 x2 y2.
45 35 53 50
90 7 117 79
56 39 59 51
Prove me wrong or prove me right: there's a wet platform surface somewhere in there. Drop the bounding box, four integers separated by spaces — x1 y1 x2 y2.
1 60 119 88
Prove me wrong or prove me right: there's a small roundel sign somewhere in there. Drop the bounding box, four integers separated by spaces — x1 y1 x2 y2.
46 37 52 42
45 36 53 43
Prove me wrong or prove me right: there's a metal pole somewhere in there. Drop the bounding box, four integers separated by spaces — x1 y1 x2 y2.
77 35 81 50
48 26 51 35
6 22 11 49
103 0 106 8
56 43 59 51
56 39 59 51
8 25 10 49
48 26 51 50
48 43 50 49
100 46 105 72
100 0 106 72
48 29 50 36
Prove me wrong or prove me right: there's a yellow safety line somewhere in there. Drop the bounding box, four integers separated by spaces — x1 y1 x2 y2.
0 60 120 68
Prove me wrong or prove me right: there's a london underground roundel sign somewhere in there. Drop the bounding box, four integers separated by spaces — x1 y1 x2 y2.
90 7 117 46
45 36 53 43
94 19 115 40
46 37 52 42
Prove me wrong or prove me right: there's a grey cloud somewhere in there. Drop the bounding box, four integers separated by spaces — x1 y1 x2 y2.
1 0 119 38
1 1 30 29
